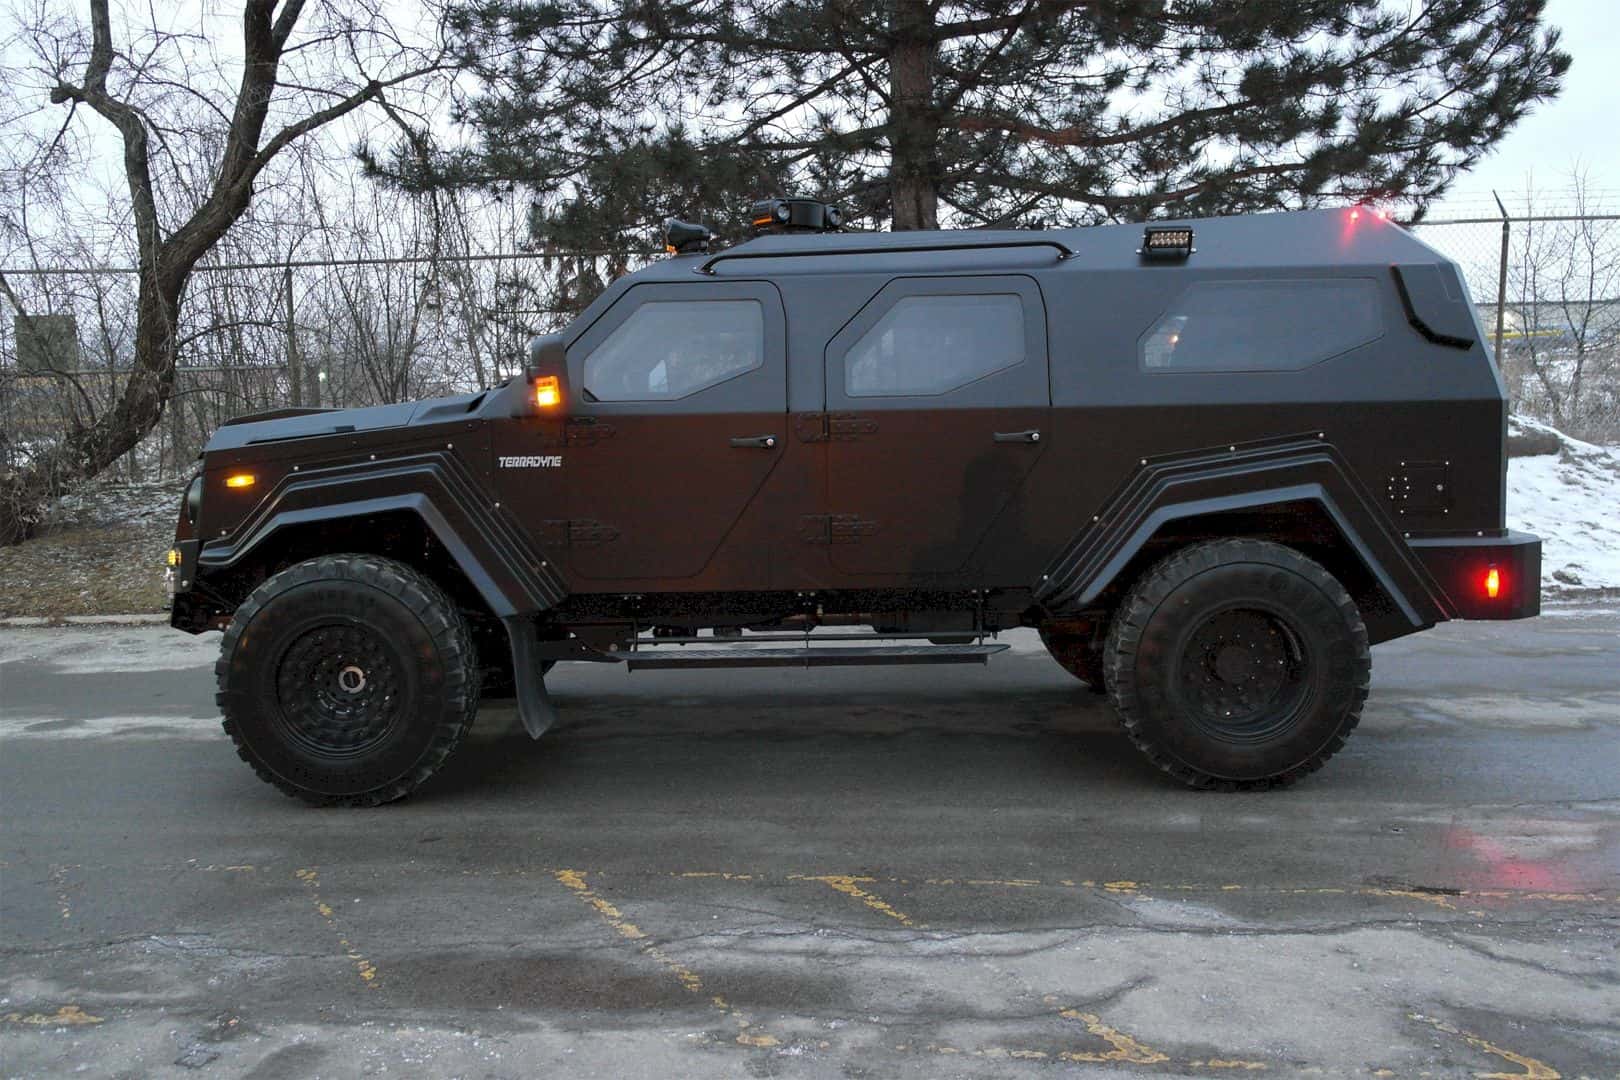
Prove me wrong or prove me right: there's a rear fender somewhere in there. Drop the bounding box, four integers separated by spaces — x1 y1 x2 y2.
1036 435 1448 634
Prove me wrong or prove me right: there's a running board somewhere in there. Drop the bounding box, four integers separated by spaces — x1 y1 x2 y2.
623 643 1008 671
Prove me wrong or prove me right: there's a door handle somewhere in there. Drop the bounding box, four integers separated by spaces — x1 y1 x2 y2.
993 429 1041 444
729 434 778 449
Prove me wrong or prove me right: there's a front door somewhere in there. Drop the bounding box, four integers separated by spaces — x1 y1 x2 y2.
822 275 1050 580
561 280 788 585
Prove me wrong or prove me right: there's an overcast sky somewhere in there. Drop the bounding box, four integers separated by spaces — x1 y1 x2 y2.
1428 0 1620 217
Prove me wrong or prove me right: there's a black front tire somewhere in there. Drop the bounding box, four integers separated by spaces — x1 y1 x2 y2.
216 555 479 807
1104 539 1370 790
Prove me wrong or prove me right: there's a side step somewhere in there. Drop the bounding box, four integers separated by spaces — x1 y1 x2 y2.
624 643 1009 671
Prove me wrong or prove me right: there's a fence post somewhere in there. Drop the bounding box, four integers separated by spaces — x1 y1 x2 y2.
284 267 301 408
1492 191 1510 367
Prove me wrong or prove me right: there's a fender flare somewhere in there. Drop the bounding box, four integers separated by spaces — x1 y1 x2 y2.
196 451 565 618
1035 436 1448 630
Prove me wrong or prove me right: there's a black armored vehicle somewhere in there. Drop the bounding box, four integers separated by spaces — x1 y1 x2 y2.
168 202 1540 805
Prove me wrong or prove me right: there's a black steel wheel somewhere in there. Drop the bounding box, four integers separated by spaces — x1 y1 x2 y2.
217 555 479 806
1038 625 1108 694
1104 539 1369 790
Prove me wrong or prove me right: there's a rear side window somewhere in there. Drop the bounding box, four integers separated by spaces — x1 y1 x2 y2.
846 294 1025 397
583 299 763 401
1141 279 1382 372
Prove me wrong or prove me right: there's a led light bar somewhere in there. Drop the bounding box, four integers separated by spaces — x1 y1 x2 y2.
1140 226 1195 260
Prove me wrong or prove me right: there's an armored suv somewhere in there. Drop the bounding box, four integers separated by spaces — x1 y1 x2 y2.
168 203 1540 804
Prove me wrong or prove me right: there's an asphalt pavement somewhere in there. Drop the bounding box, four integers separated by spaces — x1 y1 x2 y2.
1 608 1617 1078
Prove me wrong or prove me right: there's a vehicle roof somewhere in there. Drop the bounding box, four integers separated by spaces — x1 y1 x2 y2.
632 207 1447 281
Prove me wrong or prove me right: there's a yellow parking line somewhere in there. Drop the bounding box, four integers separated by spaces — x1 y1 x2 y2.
791 875 920 927
553 869 779 1048
1409 1013 1559 1078
294 868 380 990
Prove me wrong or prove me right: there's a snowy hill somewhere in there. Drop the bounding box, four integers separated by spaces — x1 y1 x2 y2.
1507 416 1620 593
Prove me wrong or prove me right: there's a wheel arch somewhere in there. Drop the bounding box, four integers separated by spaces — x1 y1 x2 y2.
1035 438 1449 645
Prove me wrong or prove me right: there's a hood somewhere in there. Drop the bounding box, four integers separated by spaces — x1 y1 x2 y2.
203 390 491 454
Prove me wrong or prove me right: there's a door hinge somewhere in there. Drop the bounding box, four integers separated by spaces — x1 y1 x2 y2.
795 412 878 443
799 513 879 545
541 519 621 547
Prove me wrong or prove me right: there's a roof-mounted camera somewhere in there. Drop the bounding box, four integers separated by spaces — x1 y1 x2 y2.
749 199 843 235
664 218 712 255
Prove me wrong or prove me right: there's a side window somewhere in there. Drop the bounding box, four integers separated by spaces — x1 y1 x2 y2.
583 299 764 401
845 294 1025 397
1141 279 1383 372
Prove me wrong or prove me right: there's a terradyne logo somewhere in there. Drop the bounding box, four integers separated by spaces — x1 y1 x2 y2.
498 454 563 468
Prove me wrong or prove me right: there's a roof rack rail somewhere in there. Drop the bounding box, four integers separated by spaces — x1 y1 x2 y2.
695 236 1074 275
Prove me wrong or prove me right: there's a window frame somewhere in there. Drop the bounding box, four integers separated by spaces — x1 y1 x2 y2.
825 275 1049 411
1138 276 1386 375
565 281 786 414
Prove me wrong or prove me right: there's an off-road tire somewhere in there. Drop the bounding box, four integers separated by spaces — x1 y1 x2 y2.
1038 626 1108 694
217 555 479 807
1104 539 1369 791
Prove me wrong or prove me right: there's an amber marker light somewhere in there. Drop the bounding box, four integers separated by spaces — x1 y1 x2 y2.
534 374 562 409
1484 566 1501 599
224 473 256 489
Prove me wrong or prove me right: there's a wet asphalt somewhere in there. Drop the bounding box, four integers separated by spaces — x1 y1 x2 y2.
0 609 1617 1078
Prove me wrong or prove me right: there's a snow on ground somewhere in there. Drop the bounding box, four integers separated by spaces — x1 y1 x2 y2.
1506 417 1620 593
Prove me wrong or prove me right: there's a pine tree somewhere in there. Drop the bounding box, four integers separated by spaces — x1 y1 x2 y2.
406 0 1568 247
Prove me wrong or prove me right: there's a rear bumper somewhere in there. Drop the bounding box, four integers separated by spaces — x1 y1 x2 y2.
1408 531 1541 621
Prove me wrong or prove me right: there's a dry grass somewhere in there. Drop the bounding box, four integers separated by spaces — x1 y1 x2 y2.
0 480 182 619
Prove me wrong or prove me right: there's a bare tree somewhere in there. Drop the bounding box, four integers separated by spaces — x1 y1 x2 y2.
0 0 451 543
1505 168 1620 442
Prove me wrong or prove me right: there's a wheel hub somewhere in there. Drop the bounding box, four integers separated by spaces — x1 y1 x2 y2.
274 625 402 757
1175 607 1307 743
336 664 368 695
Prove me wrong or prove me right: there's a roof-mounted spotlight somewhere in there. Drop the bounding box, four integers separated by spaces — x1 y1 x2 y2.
665 218 712 255
1139 225 1195 261
749 198 843 235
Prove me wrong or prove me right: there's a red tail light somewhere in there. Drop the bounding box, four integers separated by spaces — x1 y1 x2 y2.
1484 566 1501 599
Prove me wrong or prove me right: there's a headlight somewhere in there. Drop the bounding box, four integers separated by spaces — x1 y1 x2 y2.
185 475 203 524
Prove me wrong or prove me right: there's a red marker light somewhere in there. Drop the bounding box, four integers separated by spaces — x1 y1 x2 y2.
1350 208 1360 222
1484 566 1501 599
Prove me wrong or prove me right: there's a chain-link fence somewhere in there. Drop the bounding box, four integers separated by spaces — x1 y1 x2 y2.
3 213 1618 485
0 249 657 481
1409 213 1620 442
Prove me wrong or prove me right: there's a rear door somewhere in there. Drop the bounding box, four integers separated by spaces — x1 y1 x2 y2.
561 280 787 584
822 275 1050 579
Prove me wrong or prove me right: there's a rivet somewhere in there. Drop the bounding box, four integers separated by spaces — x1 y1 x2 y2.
447 443 454 449
1140 458 1148 465
369 454 376 460
1228 445 1236 452
493 502 501 509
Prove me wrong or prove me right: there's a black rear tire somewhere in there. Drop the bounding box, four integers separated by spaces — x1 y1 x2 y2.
216 555 479 807
1104 539 1369 790
1038 626 1108 694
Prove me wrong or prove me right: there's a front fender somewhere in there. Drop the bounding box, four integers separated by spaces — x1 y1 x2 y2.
194 451 564 618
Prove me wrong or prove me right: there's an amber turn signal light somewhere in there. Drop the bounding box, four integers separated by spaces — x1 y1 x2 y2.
534 374 561 409
224 473 256 489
